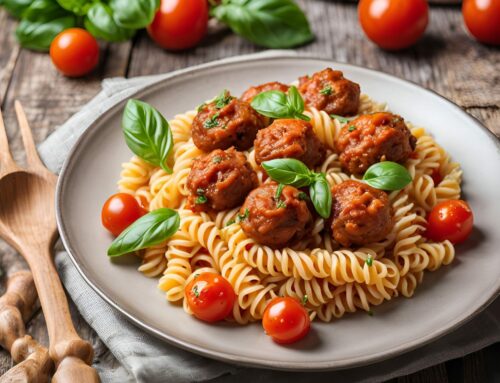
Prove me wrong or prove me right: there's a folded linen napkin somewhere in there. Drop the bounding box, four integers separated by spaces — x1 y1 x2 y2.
38 52 500 383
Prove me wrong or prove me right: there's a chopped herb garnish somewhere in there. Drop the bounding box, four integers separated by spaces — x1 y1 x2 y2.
298 192 309 201
302 295 308 305
225 218 236 226
195 195 207 204
197 103 206 112
330 114 351 123
193 285 200 297
237 208 250 222
366 255 373 267
203 113 220 129
275 183 285 200
348 125 356 132
276 200 287 209
319 85 333 96
367 309 374 316
212 155 222 164
214 89 234 109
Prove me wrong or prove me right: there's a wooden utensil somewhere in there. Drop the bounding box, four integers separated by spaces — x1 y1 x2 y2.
0 271 53 382
0 102 99 382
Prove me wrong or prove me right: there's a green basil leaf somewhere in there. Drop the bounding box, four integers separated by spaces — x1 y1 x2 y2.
309 174 332 219
363 161 412 191
251 90 291 119
262 158 312 187
23 0 69 22
212 0 313 49
56 0 91 15
3 0 33 18
15 15 76 51
108 208 180 257
84 2 135 42
287 86 303 113
110 0 159 29
330 114 352 124
122 99 173 173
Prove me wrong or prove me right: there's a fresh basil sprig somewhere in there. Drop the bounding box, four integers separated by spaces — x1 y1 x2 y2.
84 2 135 42
363 161 412 191
211 0 313 49
262 158 332 218
122 99 174 173
108 208 180 257
109 0 159 30
251 86 310 121
16 15 76 51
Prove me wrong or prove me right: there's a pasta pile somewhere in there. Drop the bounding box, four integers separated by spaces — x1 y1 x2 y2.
117 94 462 324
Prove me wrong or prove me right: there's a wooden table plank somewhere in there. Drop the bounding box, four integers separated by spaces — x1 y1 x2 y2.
0 10 20 106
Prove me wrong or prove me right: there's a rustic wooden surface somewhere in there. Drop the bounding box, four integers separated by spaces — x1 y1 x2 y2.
0 1 498 381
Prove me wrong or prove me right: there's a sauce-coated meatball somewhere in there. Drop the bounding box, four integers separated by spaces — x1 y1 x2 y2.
240 81 290 103
298 68 360 116
192 92 266 152
336 112 417 175
330 180 393 247
240 182 313 247
254 119 326 167
187 147 258 212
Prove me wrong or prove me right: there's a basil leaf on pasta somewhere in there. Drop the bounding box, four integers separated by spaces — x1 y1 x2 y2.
261 158 312 187
251 86 309 121
122 99 173 173
363 161 412 191
108 208 180 257
309 174 332 218
287 86 310 121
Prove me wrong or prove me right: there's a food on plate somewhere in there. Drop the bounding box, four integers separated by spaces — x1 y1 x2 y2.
336 112 417 175
462 0 500 45
239 182 313 247
241 81 290 103
298 68 360 116
358 0 429 50
102 67 471 344
192 90 266 151
254 119 326 167
101 193 145 236
186 147 258 212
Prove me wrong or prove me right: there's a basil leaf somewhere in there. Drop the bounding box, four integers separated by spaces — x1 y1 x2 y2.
56 0 91 15
287 86 310 121
330 114 351 124
110 0 159 29
122 99 173 173
15 15 76 51
212 0 313 49
84 2 136 42
251 90 290 119
108 208 180 257
363 161 412 191
3 0 33 18
309 174 332 218
262 158 312 187
23 0 70 22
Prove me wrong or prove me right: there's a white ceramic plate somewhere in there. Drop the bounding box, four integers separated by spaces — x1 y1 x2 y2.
56 53 500 371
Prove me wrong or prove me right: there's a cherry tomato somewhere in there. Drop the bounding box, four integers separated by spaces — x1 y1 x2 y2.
426 200 474 244
262 297 310 344
101 193 146 237
147 0 208 51
462 0 500 45
185 273 236 322
50 28 99 77
358 0 429 50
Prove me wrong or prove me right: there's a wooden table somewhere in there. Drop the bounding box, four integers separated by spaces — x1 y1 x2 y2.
0 1 499 381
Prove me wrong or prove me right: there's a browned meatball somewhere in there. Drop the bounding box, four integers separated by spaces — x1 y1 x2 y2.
240 81 290 103
336 112 417 175
240 182 313 247
192 92 266 152
330 180 393 247
298 68 360 116
254 119 326 167
186 147 258 212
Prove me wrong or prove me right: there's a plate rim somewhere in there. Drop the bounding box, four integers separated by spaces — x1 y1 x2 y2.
55 51 500 371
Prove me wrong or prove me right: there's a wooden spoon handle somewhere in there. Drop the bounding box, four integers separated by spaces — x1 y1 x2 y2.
20 242 100 383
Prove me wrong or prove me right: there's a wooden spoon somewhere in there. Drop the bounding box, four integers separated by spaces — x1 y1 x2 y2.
0 102 99 382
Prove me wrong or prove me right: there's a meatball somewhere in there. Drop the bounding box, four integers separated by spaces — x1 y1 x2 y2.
254 119 326 167
330 180 393 247
240 182 313 247
298 68 360 116
192 92 266 152
240 81 290 103
186 147 258 212
336 112 417 175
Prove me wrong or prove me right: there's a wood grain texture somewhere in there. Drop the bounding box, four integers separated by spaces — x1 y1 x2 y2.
0 1 498 382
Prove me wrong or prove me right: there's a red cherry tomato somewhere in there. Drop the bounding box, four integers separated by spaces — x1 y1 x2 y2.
185 273 236 322
147 0 208 51
462 0 500 45
358 0 429 50
262 297 310 344
49 28 99 77
101 193 146 237
426 200 474 244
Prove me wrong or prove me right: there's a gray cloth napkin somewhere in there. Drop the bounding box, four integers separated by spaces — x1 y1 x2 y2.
38 53 500 383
